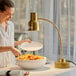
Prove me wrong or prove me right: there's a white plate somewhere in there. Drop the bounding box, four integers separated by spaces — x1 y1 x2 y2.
20 41 43 51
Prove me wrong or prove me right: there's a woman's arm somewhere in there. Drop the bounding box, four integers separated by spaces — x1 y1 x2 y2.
0 46 21 56
14 39 31 46
0 46 12 52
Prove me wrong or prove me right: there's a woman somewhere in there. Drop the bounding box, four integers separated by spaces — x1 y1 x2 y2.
0 0 31 69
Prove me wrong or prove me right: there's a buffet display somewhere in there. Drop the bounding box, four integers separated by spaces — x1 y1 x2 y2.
16 54 46 69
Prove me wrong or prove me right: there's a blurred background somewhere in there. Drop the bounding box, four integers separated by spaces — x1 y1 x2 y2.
12 0 76 62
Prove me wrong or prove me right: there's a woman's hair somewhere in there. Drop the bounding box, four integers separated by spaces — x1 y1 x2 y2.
0 0 14 12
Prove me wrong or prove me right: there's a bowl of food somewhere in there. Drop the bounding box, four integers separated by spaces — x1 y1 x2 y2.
16 54 46 69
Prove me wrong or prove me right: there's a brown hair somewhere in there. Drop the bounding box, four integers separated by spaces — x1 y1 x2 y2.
0 0 14 12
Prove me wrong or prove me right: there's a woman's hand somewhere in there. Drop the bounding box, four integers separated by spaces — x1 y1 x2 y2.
11 47 21 56
15 39 32 46
23 39 31 43
24 72 29 76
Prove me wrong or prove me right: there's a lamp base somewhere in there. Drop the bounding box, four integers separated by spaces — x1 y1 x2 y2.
55 58 70 68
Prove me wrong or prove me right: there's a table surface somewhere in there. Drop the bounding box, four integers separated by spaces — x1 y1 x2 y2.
0 64 76 76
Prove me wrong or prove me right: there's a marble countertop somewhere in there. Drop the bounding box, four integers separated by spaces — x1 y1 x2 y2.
0 64 76 76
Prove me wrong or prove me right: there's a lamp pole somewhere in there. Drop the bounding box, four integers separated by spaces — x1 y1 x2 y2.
38 18 63 59
28 12 70 68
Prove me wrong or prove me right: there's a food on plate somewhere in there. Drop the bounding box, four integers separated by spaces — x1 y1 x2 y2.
16 54 44 60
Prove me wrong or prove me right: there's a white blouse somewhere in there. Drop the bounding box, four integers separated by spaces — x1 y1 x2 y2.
0 21 16 68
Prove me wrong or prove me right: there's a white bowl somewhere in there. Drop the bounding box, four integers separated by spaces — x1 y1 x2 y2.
16 57 46 69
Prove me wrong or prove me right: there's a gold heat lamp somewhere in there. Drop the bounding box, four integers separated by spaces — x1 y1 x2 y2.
28 13 39 31
28 12 70 68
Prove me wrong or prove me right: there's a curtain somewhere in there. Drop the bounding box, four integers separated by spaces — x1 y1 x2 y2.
60 0 74 61
74 0 76 61
53 0 75 61
13 0 75 62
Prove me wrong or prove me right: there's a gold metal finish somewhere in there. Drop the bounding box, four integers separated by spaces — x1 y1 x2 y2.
55 58 70 68
28 12 70 68
28 12 39 31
